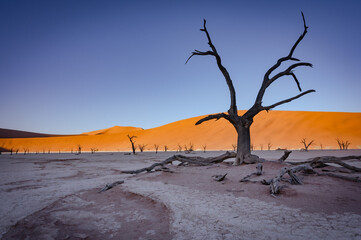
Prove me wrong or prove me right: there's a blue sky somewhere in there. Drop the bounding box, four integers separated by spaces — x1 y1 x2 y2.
1 0 360 134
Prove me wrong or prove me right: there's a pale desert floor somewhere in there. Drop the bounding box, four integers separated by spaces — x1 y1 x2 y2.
0 150 360 240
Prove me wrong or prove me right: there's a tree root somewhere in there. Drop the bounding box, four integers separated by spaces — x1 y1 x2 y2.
121 151 236 174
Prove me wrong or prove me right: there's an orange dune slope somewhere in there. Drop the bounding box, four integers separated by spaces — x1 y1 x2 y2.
0 111 360 152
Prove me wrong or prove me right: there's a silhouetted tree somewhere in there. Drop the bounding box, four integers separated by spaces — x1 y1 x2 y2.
15 149 19 154
232 144 237 151
138 144 147 152
77 144 82 154
154 144 159 154
177 144 182 153
184 143 194 153
186 13 314 165
336 138 350 150
127 135 137 154
91 148 98 154
260 144 264 151
267 142 272 151
301 138 314 151
164 145 168 152
202 144 207 153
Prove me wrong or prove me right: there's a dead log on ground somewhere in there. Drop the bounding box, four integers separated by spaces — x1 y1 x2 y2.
213 173 227 182
240 163 263 183
121 151 237 174
261 164 314 195
290 155 361 172
98 180 124 193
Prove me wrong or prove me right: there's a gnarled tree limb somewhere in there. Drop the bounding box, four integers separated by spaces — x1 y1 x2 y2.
121 151 237 174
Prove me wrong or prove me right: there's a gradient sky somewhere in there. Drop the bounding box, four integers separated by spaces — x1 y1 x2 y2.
1 0 360 134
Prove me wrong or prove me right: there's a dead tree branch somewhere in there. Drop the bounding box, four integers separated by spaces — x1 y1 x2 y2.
121 151 236 174
98 180 124 193
279 150 292 163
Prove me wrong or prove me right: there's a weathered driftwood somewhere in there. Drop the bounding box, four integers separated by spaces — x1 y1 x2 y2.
240 163 263 182
213 173 228 182
278 150 292 163
262 164 314 195
290 155 361 172
121 151 236 174
98 180 124 193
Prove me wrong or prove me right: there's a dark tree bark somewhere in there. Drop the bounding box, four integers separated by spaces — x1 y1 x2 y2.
127 135 137 154
187 13 315 165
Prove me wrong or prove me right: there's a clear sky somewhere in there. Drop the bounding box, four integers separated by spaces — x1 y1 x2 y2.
1 0 360 134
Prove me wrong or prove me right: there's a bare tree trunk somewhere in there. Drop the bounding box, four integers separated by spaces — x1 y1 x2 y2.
234 125 260 165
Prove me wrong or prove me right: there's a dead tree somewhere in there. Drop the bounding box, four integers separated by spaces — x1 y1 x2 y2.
127 135 137 154
77 144 82 154
279 150 292 163
267 142 272 151
301 138 314 151
177 144 182 153
232 144 237 151
164 145 168 152
202 144 207 153
260 144 264 151
90 148 98 154
336 138 350 150
184 143 194 153
138 144 147 152
186 13 314 165
154 144 159 154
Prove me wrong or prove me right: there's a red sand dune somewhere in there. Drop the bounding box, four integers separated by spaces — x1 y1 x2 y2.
0 111 360 152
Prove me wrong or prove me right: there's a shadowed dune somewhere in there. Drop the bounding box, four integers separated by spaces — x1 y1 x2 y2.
0 111 360 152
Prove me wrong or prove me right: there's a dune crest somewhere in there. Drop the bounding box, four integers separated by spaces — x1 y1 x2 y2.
0 111 360 152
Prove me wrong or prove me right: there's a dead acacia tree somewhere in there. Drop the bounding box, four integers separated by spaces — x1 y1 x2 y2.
301 138 314 151
127 135 137 154
186 13 314 165
202 144 207 153
154 144 159 154
267 142 272 151
164 145 168 152
138 144 147 152
336 138 350 150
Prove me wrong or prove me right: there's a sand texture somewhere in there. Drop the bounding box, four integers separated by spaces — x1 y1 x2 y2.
0 111 360 153
0 150 360 239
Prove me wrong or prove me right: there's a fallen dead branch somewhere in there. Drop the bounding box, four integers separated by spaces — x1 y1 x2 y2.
290 155 361 172
121 151 236 174
98 180 124 193
240 163 263 183
262 164 314 195
212 173 228 182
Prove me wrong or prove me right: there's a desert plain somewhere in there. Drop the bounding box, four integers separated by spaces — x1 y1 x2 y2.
0 110 361 239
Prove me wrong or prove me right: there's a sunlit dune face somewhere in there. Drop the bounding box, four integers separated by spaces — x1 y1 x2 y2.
0 111 360 153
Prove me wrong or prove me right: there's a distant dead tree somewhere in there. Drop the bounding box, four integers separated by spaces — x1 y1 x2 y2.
184 143 194 153
320 144 323 150
267 142 272 151
232 144 237 151
154 144 159 154
177 144 183 153
186 13 314 165
10 148 13 155
127 135 137 154
91 148 98 154
164 145 168 152
301 138 314 151
336 138 350 150
250 144 254 151
15 149 19 154
260 144 264 151
77 144 82 154
138 144 147 153
202 144 207 153
23 148 28 155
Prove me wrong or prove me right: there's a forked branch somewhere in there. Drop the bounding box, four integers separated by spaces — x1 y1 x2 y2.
195 112 231 125
186 19 238 116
